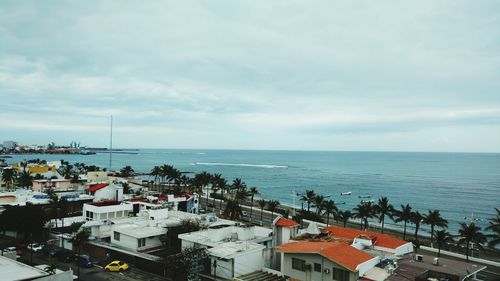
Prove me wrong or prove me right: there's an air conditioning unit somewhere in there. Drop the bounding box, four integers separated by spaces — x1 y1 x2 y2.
433 257 439 265
324 268 330 274
415 254 423 262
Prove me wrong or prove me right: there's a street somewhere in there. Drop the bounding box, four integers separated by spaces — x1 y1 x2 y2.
18 251 165 281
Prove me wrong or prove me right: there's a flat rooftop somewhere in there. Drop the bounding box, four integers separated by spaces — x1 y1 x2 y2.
386 254 486 281
0 255 49 280
208 241 264 259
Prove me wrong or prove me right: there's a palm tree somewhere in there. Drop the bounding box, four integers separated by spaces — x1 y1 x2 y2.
301 190 316 212
338 210 352 227
267 200 280 219
150 166 161 191
71 229 90 279
2 168 15 190
353 202 375 230
231 178 246 197
17 170 33 188
485 208 500 247
457 222 487 262
423 209 448 247
322 200 338 227
61 164 73 179
434 230 453 257
223 199 242 220
119 165 135 178
394 204 412 240
248 187 259 221
411 211 424 241
313 195 325 215
257 199 267 225
375 197 393 234
217 178 228 211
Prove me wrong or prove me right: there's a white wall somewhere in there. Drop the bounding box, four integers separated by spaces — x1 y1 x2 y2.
234 249 264 277
356 256 380 276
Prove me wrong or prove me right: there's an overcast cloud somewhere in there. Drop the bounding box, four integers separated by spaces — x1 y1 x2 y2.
1 1 499 152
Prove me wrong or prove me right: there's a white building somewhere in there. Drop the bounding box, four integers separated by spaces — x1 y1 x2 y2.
0 255 73 281
111 222 167 252
86 183 123 202
179 223 273 280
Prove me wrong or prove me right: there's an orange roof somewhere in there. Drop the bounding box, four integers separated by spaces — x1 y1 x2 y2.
277 241 374 272
275 217 299 228
322 226 408 249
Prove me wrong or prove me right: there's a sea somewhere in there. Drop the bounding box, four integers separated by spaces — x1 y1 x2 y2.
5 149 500 235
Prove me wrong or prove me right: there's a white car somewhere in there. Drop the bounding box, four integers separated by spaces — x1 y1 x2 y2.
2 246 16 253
27 243 43 253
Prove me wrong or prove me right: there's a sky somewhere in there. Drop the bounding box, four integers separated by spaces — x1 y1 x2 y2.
1 1 499 152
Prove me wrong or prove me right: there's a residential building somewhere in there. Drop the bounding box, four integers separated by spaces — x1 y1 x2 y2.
86 171 108 183
86 183 123 202
110 222 167 252
32 179 72 192
277 241 379 281
2 141 17 150
179 223 273 280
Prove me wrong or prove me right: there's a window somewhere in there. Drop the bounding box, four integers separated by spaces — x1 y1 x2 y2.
108 212 115 219
292 258 306 271
116 211 123 218
114 231 120 241
138 238 146 248
100 213 107 220
314 263 322 272
332 268 350 281
86 211 94 221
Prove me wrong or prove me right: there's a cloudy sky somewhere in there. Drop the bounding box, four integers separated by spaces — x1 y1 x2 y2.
1 1 499 152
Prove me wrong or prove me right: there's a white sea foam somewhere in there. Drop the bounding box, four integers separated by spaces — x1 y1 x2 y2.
195 162 288 169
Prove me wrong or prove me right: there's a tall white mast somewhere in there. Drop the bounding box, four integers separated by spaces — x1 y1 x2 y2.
109 115 113 172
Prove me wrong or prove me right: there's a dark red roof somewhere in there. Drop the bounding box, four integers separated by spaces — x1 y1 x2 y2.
86 183 109 192
322 226 409 249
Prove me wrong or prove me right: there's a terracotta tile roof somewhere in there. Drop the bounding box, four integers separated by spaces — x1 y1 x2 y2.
86 183 109 192
275 217 299 228
277 241 374 272
322 226 408 249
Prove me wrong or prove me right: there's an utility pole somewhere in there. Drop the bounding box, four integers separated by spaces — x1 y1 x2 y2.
213 259 217 281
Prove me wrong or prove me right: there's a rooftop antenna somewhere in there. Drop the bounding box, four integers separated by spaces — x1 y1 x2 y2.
109 115 113 172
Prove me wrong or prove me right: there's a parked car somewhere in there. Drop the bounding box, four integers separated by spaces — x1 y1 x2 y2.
104 260 129 272
55 249 76 263
27 243 43 253
2 246 16 253
41 245 57 257
78 255 93 268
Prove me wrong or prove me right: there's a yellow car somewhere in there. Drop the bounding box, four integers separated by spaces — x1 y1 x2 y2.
104 260 129 272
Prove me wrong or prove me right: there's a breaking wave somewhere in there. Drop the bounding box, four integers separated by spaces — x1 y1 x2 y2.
195 162 288 169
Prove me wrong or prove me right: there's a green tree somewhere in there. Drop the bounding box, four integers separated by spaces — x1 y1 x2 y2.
165 247 208 281
393 204 412 240
434 230 453 257
301 190 316 212
71 229 90 279
119 165 135 178
248 187 259 222
17 170 33 188
353 202 376 230
375 197 393 234
485 208 500 247
267 200 280 219
423 209 448 247
338 210 353 227
223 199 243 220
457 222 486 262
313 195 325 215
411 211 424 241
2 168 15 190
257 199 267 225
322 200 338 227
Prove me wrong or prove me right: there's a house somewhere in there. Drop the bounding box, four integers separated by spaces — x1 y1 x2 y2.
321 226 413 256
148 192 200 213
179 223 273 280
277 241 379 281
86 171 108 183
110 222 167 252
86 183 123 202
32 179 72 192
82 201 134 239
272 216 300 270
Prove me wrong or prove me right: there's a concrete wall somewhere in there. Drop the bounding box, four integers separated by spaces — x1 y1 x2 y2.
86 172 108 182
111 231 163 251
94 185 123 202
281 253 358 281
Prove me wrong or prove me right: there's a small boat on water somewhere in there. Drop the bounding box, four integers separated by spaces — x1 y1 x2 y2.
360 199 374 204
340 192 352 196
358 195 371 199
337 202 346 205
